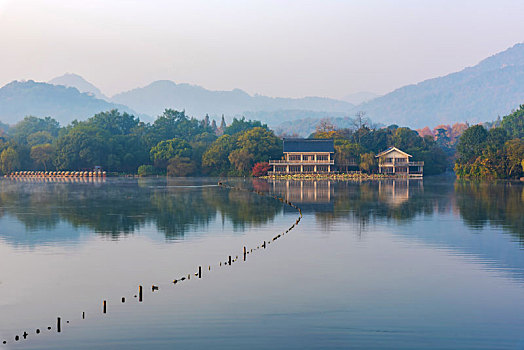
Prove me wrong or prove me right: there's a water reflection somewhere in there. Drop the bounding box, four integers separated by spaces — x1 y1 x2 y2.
1 176 522 258
266 178 522 241
0 177 523 349
0 178 283 245
266 177 524 281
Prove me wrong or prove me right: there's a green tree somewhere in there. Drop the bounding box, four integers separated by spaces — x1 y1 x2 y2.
150 138 192 168
27 131 54 147
11 116 60 143
228 148 254 174
138 165 157 177
504 139 524 178
30 143 55 171
0 147 21 174
500 104 524 139
54 126 109 170
334 141 362 172
235 127 282 163
456 125 488 162
167 156 196 177
201 135 237 175
359 152 376 173
224 117 267 135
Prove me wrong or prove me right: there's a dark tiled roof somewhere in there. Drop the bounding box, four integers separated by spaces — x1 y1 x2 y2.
283 138 334 153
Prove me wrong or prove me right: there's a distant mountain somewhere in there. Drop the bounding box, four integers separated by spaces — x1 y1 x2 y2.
0 80 138 125
354 43 524 128
274 115 356 137
111 80 354 119
243 110 352 128
341 91 380 105
49 73 108 100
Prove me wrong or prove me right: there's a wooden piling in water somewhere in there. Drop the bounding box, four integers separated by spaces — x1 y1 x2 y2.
198 266 202 278
57 317 61 333
103 300 107 314
229 255 232 265
139 285 143 302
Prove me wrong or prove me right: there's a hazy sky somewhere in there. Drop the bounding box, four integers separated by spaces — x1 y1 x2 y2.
0 0 523 99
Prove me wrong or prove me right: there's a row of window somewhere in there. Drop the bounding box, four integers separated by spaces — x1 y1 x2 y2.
274 165 331 172
383 157 408 163
287 154 330 161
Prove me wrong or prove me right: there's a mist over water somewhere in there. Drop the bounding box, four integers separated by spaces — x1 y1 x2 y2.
0 177 522 349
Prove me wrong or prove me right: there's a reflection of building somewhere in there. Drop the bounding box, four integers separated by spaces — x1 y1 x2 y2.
269 139 334 174
378 179 423 206
268 179 334 212
376 147 424 177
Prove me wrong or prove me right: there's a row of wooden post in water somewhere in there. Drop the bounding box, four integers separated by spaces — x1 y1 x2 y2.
5 170 107 178
1 181 302 346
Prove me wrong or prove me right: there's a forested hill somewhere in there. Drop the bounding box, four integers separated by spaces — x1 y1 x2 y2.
0 80 137 125
111 80 354 118
49 73 108 100
354 43 524 128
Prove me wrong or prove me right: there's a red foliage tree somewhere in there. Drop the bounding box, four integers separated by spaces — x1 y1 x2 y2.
252 162 271 177
416 126 434 138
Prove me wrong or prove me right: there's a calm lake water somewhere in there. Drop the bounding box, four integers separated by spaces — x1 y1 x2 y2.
0 176 523 349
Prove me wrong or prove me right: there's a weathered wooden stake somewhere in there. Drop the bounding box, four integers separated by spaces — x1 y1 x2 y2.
103 300 107 314
139 285 143 302
243 246 246 261
82 312 85 319
57 317 61 333
198 266 202 278
228 255 232 265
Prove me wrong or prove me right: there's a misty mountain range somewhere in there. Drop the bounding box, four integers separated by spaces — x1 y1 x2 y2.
0 80 137 125
0 43 522 134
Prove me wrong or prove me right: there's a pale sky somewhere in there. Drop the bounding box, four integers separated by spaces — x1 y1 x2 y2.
0 0 523 99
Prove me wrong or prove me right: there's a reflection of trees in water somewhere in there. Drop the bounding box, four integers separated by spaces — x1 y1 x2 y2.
203 186 283 231
149 187 216 239
0 179 282 241
454 181 524 243
312 179 522 244
1 178 521 243
313 180 445 227
0 183 62 231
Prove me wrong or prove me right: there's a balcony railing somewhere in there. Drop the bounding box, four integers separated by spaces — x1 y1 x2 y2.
379 161 424 166
269 160 334 165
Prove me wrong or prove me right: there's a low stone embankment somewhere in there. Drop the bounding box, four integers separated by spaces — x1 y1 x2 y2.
5 171 106 178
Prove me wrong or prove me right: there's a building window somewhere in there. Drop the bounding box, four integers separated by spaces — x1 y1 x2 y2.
304 165 314 172
317 155 329 161
289 155 301 161
289 166 301 173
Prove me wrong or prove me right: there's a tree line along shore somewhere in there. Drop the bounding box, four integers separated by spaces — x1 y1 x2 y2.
0 105 522 180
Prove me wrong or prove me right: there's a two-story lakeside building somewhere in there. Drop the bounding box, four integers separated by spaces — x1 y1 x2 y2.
269 140 424 177
269 139 334 174
375 147 424 177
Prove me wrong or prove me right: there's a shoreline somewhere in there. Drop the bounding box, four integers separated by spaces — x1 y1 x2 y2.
261 173 422 180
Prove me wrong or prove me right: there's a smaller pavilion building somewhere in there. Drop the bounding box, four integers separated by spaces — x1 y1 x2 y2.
375 147 424 177
269 139 334 174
